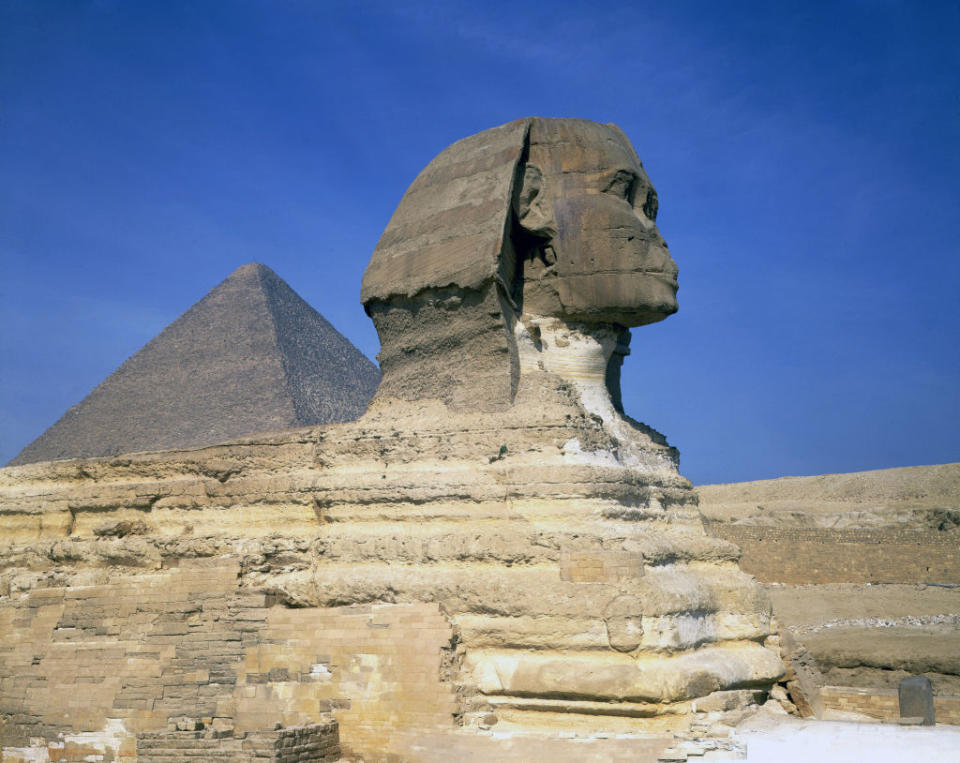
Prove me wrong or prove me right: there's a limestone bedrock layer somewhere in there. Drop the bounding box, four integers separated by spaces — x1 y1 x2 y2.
0 117 782 759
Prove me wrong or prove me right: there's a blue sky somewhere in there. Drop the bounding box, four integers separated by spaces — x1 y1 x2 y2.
1 0 958 483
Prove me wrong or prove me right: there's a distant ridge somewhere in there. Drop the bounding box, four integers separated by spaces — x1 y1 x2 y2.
9 263 380 465
697 461 960 522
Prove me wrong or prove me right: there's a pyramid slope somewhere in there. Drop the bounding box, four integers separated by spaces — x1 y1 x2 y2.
258 268 380 426
10 264 380 465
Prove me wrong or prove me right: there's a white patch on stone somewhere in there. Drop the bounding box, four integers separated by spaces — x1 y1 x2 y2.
562 437 621 467
472 657 504 693
63 718 128 760
0 719 135 763
466 652 523 694
642 613 718 651
0 743 51 762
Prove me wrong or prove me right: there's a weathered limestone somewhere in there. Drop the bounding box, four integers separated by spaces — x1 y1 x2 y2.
0 118 783 759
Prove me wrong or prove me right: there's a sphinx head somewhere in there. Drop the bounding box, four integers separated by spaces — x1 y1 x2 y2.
361 117 678 410
516 119 678 326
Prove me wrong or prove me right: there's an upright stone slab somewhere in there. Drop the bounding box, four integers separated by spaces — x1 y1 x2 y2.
900 676 936 725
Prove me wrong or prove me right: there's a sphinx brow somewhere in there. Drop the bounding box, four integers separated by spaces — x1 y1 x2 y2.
600 169 641 193
551 168 643 191
605 168 642 183
553 168 617 176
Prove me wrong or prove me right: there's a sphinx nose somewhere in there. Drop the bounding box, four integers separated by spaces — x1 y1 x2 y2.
664 252 680 281
663 249 678 277
648 234 677 275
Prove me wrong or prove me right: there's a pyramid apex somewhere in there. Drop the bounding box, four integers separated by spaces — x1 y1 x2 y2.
228 262 275 280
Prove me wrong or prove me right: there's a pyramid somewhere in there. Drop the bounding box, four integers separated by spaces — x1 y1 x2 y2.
9 263 381 465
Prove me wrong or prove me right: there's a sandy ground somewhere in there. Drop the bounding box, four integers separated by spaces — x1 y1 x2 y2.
362 710 960 762
737 710 960 762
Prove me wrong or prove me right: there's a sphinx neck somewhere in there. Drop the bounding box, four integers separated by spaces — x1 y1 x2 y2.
366 282 520 412
366 292 676 470
515 316 630 415
367 284 634 421
514 316 676 468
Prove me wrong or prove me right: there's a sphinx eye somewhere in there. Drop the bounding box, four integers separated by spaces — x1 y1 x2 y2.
642 187 659 222
604 171 635 203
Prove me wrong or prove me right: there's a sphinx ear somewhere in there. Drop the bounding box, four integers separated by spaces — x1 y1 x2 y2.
515 163 557 240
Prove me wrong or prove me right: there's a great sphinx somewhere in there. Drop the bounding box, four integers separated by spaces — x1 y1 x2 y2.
0 118 782 759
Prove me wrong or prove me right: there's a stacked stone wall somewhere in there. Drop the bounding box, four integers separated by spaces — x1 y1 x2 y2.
0 559 457 760
136 721 340 762
820 686 960 724
703 523 960 584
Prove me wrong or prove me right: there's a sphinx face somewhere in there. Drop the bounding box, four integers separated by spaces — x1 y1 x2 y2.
522 120 679 327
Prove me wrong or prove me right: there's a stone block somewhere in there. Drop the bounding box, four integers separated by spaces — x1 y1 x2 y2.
899 676 935 726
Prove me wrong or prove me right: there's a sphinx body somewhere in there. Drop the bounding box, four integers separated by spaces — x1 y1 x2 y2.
0 119 781 758
354 116 782 722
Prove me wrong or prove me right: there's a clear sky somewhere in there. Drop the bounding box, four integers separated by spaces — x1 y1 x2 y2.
1 0 958 483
